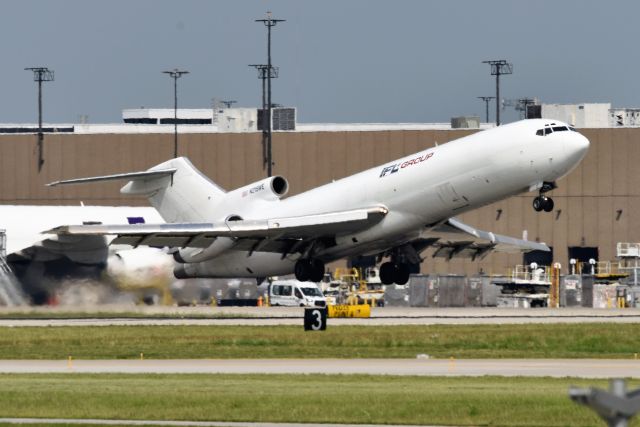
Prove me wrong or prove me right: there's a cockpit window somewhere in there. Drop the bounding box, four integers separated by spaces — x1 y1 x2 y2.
537 125 574 136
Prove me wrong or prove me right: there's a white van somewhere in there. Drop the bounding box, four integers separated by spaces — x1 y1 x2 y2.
269 280 327 307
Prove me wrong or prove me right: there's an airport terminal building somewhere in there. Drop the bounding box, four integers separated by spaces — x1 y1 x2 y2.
0 108 637 276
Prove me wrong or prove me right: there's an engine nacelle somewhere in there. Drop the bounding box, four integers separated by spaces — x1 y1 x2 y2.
173 251 296 279
227 175 289 202
173 237 236 264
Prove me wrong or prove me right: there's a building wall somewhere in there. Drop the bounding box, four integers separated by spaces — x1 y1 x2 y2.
541 103 611 128
0 128 635 275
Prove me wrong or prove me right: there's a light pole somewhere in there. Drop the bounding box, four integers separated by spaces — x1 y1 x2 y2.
25 67 54 171
255 11 284 177
482 60 513 126
249 63 279 171
477 96 495 123
162 68 189 158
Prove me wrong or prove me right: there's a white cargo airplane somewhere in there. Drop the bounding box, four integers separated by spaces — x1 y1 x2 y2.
46 119 589 285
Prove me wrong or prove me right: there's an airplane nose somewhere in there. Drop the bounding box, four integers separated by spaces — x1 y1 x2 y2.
566 132 590 163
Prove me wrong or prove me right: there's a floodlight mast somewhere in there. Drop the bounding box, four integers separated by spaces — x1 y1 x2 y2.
249 64 279 171
477 96 495 123
255 11 285 177
25 67 54 171
482 60 513 126
162 68 189 158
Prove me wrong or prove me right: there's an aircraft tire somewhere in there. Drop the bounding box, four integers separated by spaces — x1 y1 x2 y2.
543 197 554 212
379 262 395 285
394 263 411 285
309 260 325 282
533 196 544 212
294 259 311 282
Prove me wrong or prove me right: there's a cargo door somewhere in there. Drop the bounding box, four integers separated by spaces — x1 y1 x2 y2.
436 182 469 211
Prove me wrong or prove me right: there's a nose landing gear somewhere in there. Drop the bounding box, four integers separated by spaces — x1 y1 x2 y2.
533 181 556 212
533 195 554 212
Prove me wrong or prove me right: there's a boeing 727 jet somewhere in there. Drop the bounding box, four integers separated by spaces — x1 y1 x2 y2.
46 119 590 285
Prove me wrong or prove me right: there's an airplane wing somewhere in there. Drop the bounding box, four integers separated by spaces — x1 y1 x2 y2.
43 209 543 261
44 206 389 252
421 217 549 261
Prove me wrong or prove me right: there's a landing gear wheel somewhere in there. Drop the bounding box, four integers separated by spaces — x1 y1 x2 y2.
393 263 411 285
380 262 411 285
533 194 555 213
533 196 545 212
379 262 395 285
294 259 311 282
295 259 325 282
309 260 325 283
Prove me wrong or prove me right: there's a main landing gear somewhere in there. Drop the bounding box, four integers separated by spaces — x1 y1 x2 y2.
533 181 556 213
294 259 325 282
379 262 410 285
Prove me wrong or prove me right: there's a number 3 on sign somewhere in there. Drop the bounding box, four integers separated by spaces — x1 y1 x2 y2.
304 307 327 331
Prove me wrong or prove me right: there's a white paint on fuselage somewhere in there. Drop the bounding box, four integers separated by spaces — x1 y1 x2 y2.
183 119 589 278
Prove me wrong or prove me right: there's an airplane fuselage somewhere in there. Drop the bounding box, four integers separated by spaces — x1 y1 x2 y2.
176 119 590 278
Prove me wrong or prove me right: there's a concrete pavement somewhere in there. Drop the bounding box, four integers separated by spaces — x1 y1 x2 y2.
1 358 638 378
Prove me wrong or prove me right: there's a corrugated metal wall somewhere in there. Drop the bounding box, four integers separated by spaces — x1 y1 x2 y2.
0 128 635 275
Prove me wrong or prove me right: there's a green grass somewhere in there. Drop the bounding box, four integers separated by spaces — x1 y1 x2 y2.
0 425 179 427
0 374 637 426
0 324 639 359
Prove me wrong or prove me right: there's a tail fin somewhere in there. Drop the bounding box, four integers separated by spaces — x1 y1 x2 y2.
121 157 225 222
48 157 226 223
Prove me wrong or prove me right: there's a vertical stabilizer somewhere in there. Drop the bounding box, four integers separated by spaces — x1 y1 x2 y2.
120 157 226 222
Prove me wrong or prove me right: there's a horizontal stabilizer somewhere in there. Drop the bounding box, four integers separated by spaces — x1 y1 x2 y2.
47 168 177 187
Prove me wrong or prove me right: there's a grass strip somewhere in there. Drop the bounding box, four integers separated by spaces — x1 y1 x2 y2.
1 324 640 359
0 425 212 427
0 374 638 427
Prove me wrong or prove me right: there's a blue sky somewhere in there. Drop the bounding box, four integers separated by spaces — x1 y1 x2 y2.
1 0 637 124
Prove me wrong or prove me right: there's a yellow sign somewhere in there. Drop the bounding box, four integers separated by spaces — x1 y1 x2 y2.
328 304 371 318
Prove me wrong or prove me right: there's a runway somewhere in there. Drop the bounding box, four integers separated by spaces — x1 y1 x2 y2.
1 307 639 326
0 358 638 378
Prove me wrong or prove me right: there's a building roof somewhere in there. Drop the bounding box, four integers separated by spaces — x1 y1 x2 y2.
0 122 495 135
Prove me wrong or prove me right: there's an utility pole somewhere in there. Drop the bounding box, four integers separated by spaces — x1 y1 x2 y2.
477 96 495 123
220 100 237 109
162 68 189 158
482 60 513 126
25 67 54 171
249 64 279 171
255 11 284 177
